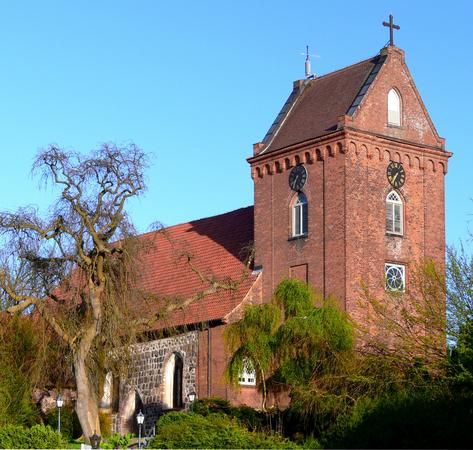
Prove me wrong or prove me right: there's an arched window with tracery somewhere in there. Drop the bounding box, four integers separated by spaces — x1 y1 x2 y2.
292 192 308 237
386 190 403 235
238 358 256 386
388 88 401 126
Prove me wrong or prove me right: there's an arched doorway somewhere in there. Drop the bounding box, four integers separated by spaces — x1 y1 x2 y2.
120 388 144 434
163 352 184 409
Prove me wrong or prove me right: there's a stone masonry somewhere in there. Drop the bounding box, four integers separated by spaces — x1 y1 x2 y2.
116 331 198 435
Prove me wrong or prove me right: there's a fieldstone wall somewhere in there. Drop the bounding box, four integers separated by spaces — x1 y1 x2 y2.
117 331 198 435
33 388 76 414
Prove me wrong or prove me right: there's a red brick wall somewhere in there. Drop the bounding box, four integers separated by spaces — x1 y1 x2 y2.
352 46 444 149
252 138 349 306
253 145 335 303
196 325 229 400
197 323 272 409
342 135 448 324
196 276 287 409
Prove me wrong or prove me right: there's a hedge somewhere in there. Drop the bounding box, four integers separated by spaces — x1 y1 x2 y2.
0 424 64 449
149 411 299 449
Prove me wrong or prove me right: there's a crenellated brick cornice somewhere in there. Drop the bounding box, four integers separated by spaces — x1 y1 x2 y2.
248 128 452 180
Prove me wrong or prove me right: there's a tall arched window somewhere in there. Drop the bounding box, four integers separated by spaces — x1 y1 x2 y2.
386 190 403 235
163 352 184 410
292 192 308 237
388 89 401 126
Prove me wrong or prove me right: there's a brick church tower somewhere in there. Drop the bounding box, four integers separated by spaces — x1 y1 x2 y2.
248 43 451 323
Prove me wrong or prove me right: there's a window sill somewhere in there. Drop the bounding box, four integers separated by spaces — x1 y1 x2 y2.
288 234 308 241
385 287 406 293
386 232 404 238
387 123 403 129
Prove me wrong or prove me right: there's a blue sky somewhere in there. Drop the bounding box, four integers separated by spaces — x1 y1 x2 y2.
0 1 471 248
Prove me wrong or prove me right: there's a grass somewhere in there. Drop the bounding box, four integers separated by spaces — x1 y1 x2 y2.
66 438 83 449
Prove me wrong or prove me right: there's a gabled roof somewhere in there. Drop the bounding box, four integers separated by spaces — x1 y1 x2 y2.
261 54 386 154
133 206 256 330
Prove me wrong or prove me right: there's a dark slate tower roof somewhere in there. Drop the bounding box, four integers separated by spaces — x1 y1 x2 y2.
260 54 387 154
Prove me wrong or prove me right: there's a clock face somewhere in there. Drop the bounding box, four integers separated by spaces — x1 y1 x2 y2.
386 161 405 189
288 165 308 191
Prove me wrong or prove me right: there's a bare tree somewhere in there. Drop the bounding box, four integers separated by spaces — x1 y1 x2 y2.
0 144 147 441
446 245 473 343
357 260 447 374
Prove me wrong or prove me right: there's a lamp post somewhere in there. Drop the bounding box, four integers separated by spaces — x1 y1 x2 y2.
90 432 101 449
137 410 145 450
56 394 64 434
188 392 196 411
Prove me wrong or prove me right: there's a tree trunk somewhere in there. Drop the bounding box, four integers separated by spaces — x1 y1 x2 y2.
260 368 267 412
74 285 103 443
74 355 101 443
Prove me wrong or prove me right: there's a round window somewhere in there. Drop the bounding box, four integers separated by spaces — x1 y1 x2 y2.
386 265 404 290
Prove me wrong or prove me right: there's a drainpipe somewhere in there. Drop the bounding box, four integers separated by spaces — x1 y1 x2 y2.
207 327 211 397
323 157 326 298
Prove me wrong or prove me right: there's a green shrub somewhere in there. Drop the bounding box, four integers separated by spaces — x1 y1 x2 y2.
0 316 43 427
192 397 265 431
0 371 39 428
46 406 82 440
149 411 298 449
27 424 64 449
301 436 322 449
0 424 63 449
0 424 28 449
231 405 265 431
101 432 133 449
191 397 232 416
324 390 473 449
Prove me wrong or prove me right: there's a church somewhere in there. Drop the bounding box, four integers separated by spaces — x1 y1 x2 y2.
104 22 452 435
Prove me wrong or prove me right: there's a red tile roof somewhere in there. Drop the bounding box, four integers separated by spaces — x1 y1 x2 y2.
261 55 386 153
133 206 256 330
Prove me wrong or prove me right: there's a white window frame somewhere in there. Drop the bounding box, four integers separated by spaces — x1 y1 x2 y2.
238 359 256 386
292 192 308 237
386 190 403 236
388 88 401 126
385 263 406 291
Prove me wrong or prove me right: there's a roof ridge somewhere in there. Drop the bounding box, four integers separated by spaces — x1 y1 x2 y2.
138 205 254 238
310 53 380 83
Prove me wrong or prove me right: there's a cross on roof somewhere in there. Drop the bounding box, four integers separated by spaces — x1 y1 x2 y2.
383 14 400 46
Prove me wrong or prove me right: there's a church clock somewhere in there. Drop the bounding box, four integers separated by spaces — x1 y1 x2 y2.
387 161 405 189
288 165 308 191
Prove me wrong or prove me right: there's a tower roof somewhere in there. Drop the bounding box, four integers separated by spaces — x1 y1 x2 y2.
260 54 387 154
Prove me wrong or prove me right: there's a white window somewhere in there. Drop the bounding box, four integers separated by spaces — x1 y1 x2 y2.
292 192 308 237
388 89 401 126
385 263 405 291
386 191 403 235
238 359 256 386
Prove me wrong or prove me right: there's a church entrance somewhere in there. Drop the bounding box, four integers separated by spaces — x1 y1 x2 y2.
163 352 184 409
